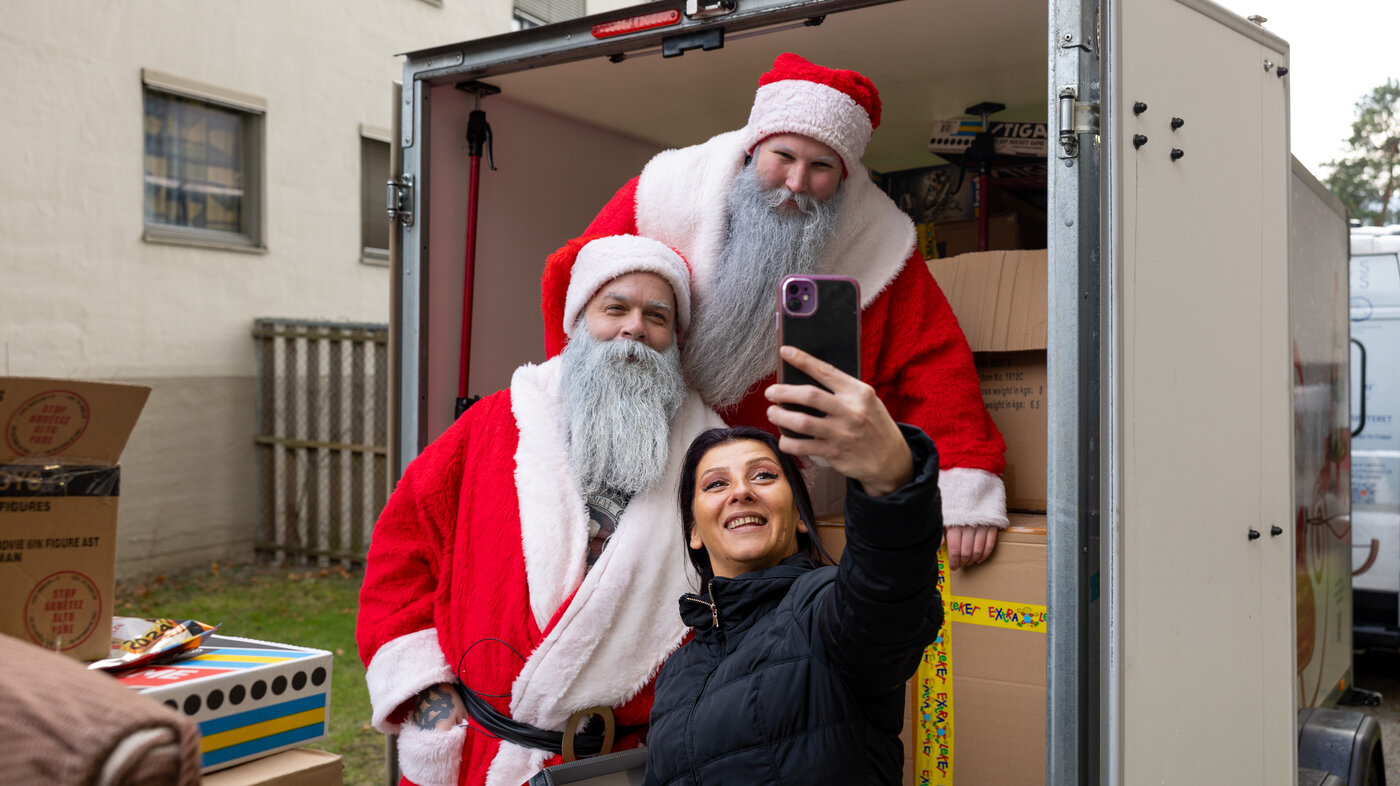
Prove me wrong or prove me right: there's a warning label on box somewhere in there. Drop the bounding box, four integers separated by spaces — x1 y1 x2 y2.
25 570 102 650
5 390 90 457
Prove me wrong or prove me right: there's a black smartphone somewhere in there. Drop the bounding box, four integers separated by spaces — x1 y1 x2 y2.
776 274 861 438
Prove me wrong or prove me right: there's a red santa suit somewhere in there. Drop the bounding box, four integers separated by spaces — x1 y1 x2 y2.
357 356 723 786
551 127 1008 529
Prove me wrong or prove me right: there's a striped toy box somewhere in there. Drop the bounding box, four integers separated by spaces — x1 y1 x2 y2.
116 633 332 772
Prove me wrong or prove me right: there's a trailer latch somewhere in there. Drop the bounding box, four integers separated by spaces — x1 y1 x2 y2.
1057 87 1100 159
387 174 414 227
685 0 736 20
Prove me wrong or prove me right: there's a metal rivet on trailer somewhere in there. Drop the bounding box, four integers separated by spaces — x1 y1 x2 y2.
1133 101 1148 115
1277 66 1289 77
1171 117 1184 130
1065 219 1074 227
1270 526 1283 536
1248 528 1262 540
1063 32 1073 42
1171 148 1184 161
1263 59 1274 71
1133 134 1148 149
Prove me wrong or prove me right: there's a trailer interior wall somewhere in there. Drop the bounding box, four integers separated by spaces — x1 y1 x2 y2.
421 92 660 439
1108 0 1293 781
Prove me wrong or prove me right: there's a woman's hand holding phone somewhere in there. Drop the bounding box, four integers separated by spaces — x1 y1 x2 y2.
764 345 913 498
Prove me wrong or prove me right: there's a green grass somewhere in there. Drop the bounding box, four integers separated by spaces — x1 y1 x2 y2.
116 561 386 786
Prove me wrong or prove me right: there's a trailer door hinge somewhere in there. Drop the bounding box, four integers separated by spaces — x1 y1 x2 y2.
387 174 414 227
685 0 736 19
1057 87 1099 159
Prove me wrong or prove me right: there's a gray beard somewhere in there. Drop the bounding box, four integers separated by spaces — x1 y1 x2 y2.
559 327 687 497
681 163 845 409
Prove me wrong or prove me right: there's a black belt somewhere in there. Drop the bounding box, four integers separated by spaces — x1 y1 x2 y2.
455 682 639 761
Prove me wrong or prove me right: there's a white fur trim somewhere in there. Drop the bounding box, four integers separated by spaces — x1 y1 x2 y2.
397 722 466 786
563 235 692 338
485 743 550 786
742 80 874 172
365 628 455 733
938 467 1010 529
636 131 914 312
510 358 586 630
492 370 723 786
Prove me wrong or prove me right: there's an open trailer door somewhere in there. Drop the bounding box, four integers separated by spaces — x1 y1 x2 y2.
1096 0 1293 783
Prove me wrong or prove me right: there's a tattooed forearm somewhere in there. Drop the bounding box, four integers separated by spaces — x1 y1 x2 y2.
413 685 459 730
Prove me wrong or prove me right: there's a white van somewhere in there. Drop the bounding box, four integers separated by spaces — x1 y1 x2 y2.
1351 224 1400 649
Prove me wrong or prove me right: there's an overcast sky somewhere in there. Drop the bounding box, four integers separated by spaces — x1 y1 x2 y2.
1210 0 1399 177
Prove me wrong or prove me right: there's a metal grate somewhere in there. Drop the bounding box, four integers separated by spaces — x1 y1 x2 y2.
253 318 389 565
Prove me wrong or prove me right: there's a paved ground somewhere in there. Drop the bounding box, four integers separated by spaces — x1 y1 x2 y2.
1353 648 1400 784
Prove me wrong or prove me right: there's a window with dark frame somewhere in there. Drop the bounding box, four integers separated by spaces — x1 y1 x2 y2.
142 80 263 249
361 135 391 265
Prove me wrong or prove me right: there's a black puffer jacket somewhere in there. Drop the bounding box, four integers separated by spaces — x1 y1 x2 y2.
643 425 944 785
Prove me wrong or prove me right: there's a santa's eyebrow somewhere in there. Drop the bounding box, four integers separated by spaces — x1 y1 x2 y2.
598 291 671 313
767 142 838 165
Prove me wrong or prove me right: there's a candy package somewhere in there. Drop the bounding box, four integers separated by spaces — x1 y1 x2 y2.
88 616 219 671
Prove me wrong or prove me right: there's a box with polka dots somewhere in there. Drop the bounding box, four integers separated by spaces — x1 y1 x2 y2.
116 633 332 772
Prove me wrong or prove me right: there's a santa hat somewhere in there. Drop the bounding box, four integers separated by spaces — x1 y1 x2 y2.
541 234 692 356
740 52 883 173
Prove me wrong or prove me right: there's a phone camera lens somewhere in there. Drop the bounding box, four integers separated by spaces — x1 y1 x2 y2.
787 283 800 295
786 297 802 312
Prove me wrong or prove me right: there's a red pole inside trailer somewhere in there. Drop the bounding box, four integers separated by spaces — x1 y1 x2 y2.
458 153 482 406
454 82 498 419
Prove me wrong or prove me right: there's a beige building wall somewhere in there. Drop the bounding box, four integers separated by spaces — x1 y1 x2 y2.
0 1 511 580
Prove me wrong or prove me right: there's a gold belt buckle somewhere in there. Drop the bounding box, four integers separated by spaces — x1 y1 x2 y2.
561 705 616 762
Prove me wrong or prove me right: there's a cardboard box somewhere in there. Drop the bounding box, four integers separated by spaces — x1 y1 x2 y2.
815 515 1046 785
927 250 1048 512
203 748 343 786
115 634 333 772
0 377 150 661
923 212 1021 259
923 517 1047 786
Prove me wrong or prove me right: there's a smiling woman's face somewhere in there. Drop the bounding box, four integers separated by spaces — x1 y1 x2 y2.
689 439 806 579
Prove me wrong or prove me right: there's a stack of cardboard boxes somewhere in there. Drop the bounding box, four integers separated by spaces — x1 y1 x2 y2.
922 249 1049 786
815 248 1050 785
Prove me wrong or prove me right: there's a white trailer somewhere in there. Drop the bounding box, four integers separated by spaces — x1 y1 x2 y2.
384 0 1382 781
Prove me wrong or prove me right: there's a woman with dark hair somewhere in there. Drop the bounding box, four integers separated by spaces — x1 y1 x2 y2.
644 346 945 785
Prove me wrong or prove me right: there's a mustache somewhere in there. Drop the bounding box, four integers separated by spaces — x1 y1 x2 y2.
763 186 820 215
